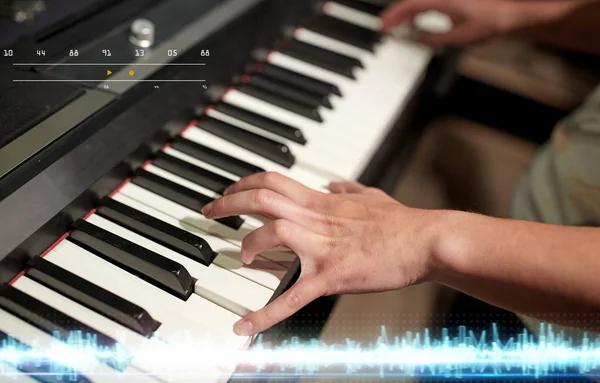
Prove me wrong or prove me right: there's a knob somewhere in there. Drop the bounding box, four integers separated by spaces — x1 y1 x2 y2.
130 19 155 48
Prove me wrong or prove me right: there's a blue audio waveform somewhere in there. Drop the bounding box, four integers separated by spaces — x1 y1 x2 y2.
1 323 600 380
246 323 600 379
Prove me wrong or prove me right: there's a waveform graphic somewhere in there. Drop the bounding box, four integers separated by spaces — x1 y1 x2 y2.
1 323 600 381
246 323 600 380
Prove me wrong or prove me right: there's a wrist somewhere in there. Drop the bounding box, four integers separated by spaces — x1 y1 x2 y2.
426 210 482 285
409 209 465 284
503 0 575 32
495 1 537 33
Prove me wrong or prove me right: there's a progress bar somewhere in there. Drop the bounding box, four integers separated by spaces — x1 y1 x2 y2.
12 79 206 82
12 63 206 66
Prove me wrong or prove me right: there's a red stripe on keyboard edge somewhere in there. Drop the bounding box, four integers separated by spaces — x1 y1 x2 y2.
11 161 145 285
82 208 98 221
8 271 26 285
10 231 72 285
108 177 132 198
222 86 235 99
11 106 203 285
180 119 198 136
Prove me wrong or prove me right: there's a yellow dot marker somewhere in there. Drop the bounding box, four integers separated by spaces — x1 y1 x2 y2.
106 70 112 76
129 70 135 76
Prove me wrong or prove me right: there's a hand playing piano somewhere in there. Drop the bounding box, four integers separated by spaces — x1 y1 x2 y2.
380 0 518 46
202 172 442 336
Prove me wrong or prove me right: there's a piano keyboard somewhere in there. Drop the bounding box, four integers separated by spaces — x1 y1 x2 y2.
1 1 444 381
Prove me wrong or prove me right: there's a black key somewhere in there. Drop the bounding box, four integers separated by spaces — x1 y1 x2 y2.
131 168 245 230
69 219 196 301
240 73 333 110
197 117 296 168
213 102 307 145
154 152 234 194
97 196 217 266
171 136 264 178
252 62 342 97
0 284 131 371
277 39 363 79
304 14 381 51
332 0 385 16
0 331 91 382
238 83 323 122
26 257 160 338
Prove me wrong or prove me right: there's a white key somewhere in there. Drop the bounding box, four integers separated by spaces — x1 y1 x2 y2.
46 242 249 351
293 29 372 60
0 362 38 383
111 193 297 268
24 257 252 383
323 1 382 31
0 309 158 383
12 277 169 378
223 83 383 177
85 214 274 316
223 77 374 136
214 89 368 152
222 88 344 136
143 164 265 230
118 183 248 246
146 164 222 200
281 30 433 178
271 31 431 100
257 54 389 135
267 52 354 92
182 126 331 189
294 30 426 108
205 107 350 180
219 91 368 177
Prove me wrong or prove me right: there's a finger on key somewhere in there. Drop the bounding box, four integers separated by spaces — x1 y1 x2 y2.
380 0 447 32
202 189 318 228
224 172 324 206
234 276 327 336
240 219 326 264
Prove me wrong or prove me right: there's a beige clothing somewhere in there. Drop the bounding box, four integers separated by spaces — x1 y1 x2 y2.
512 84 600 337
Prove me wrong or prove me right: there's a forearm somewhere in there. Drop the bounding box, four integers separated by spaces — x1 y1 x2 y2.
508 0 600 54
431 211 600 324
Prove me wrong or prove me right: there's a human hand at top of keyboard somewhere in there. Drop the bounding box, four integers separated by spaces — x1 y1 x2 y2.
380 0 519 46
201 172 443 336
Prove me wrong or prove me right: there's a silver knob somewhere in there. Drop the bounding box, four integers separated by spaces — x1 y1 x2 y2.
130 19 155 48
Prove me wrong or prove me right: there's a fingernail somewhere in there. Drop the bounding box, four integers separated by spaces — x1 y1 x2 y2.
234 318 254 336
202 203 212 217
223 186 231 196
240 249 251 265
